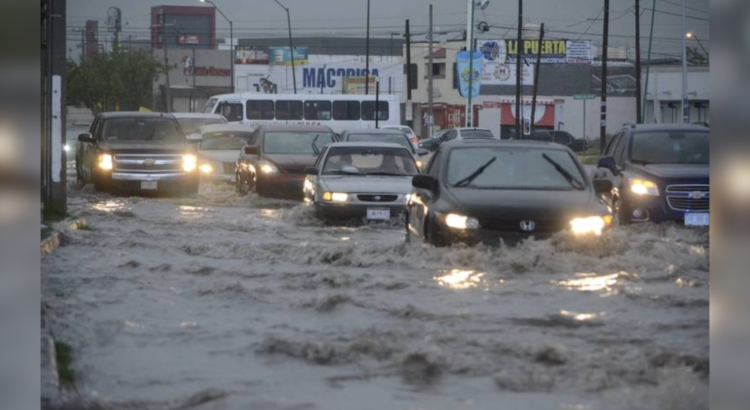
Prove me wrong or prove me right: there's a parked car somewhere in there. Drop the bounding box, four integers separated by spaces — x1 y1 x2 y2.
406 139 612 246
381 125 419 149
76 112 199 195
235 125 336 198
418 127 496 152
593 124 709 226
339 129 430 168
303 142 420 221
196 124 256 182
170 112 228 143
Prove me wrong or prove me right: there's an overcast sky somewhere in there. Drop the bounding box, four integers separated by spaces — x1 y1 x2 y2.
66 0 710 60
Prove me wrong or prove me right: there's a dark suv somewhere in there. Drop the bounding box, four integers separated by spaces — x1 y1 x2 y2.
593 124 709 226
76 112 199 195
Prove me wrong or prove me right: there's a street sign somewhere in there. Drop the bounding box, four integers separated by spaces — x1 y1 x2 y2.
574 94 597 100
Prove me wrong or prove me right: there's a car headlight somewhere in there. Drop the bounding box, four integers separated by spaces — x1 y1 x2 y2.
323 192 348 202
199 164 214 174
445 213 480 230
258 160 279 174
630 178 660 197
98 153 113 171
416 160 424 168
182 154 197 172
570 216 610 236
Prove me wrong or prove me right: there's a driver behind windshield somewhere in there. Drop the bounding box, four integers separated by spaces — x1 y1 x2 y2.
323 147 418 176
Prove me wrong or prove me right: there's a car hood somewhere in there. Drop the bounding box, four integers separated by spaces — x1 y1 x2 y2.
629 163 709 180
321 175 414 194
443 186 602 220
265 154 317 172
100 140 189 153
198 150 240 163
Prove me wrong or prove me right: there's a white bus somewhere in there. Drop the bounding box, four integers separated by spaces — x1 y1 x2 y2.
202 93 400 133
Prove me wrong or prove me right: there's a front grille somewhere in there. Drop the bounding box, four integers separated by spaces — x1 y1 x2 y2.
357 194 398 203
479 219 569 234
114 153 182 173
666 184 710 193
222 162 235 174
667 197 710 212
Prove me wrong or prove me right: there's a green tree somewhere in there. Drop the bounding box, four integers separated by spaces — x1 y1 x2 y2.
67 48 164 113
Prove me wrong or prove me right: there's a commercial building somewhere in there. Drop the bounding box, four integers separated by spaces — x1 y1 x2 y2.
642 63 709 125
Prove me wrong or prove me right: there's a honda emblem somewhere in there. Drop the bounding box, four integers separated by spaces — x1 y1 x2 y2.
519 221 536 232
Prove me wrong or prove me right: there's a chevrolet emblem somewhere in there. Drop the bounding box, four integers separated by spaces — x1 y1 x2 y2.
143 158 156 166
688 191 707 200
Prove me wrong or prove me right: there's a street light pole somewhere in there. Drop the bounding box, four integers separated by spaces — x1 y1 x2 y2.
274 0 297 94
465 0 475 127
680 0 689 123
201 0 234 92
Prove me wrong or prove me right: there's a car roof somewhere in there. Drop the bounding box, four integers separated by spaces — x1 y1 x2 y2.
170 112 225 119
200 124 255 133
98 112 176 119
259 124 333 132
342 129 407 136
442 138 565 150
626 123 709 133
456 127 493 132
327 142 412 149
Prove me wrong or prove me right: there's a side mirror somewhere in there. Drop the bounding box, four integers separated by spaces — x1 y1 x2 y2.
78 133 95 143
417 148 430 157
593 179 613 194
186 133 202 142
243 146 259 156
597 156 619 176
412 175 438 193
303 167 318 176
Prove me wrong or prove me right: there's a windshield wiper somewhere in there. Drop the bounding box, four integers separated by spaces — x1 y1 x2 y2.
311 134 320 155
365 171 406 176
454 157 497 187
145 127 157 141
327 169 360 175
542 153 585 190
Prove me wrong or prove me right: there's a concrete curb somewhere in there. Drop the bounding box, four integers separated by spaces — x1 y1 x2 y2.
41 305 60 401
41 219 88 256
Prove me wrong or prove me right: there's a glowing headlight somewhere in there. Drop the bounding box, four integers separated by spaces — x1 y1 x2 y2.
322 192 348 202
98 153 113 170
416 160 424 168
182 154 197 172
630 179 660 197
571 216 608 236
199 164 214 174
445 213 480 230
63 144 70 152
259 161 279 174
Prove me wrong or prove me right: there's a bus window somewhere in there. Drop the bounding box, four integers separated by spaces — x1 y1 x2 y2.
217 102 243 122
275 101 303 120
361 101 389 121
247 100 275 120
333 101 360 121
203 97 218 114
304 101 332 120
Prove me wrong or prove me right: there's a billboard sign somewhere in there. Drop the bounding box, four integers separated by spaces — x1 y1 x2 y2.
479 39 593 65
481 62 534 86
456 51 483 99
236 46 270 65
270 47 309 66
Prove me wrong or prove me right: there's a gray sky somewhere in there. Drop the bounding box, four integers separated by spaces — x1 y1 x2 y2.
66 0 710 60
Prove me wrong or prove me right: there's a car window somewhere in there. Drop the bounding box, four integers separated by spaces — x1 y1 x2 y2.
443 130 457 142
631 131 709 164
263 132 336 155
177 118 226 135
447 147 585 190
199 131 255 150
461 129 495 139
604 132 621 156
322 146 418 176
346 133 413 151
102 118 184 142
426 151 442 177
612 133 628 165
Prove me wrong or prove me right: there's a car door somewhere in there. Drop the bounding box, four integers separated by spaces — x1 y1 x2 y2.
594 131 625 204
80 117 102 182
410 150 442 238
306 145 329 203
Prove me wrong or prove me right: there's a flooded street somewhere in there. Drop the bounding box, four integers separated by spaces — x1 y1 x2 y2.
42 181 709 410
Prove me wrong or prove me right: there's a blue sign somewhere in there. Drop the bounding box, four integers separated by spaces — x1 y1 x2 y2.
269 47 309 66
457 51 483 99
302 68 379 89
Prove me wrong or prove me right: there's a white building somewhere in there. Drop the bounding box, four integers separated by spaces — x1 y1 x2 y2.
643 65 709 125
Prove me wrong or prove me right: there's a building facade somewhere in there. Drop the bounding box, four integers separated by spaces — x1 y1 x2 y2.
643 65 709 125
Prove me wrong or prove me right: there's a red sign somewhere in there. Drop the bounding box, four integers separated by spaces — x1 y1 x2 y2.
178 35 200 45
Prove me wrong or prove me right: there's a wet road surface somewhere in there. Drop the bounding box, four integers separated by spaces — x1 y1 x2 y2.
42 181 709 410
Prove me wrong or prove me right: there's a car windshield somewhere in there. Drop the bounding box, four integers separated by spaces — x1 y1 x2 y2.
631 131 709 164
264 131 335 155
447 147 586 190
177 118 226 134
323 146 419 176
347 133 413 151
102 118 183 142
199 132 254 150
461 129 495 139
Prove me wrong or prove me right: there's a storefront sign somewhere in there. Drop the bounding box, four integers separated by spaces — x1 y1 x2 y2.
178 35 200 45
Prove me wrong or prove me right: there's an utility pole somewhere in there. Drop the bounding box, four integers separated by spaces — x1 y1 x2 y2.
428 4 434 137
635 0 642 123
515 0 523 138
405 19 413 128
680 0 689 123
161 10 172 112
530 23 544 135
375 80 380 128
466 0 475 127
365 0 371 94
600 0 610 153
642 0 656 122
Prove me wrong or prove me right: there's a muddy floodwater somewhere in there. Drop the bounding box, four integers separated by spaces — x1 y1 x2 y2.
42 182 709 410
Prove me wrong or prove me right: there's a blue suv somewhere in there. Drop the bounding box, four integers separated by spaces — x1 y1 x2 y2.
593 124 709 226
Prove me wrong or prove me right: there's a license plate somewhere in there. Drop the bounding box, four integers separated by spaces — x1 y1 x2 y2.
685 213 709 227
367 208 390 220
140 181 158 190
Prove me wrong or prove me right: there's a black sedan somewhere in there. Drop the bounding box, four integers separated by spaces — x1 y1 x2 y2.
405 139 612 246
